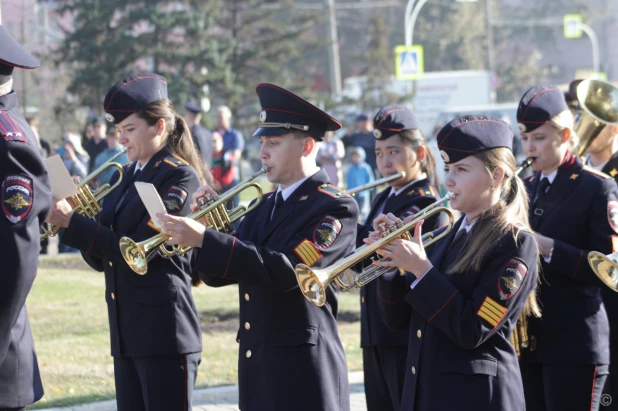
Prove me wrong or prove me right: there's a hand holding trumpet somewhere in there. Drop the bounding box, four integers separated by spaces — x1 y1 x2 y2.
363 212 433 279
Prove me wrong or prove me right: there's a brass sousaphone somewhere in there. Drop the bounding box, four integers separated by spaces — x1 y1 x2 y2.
574 79 618 156
577 79 618 292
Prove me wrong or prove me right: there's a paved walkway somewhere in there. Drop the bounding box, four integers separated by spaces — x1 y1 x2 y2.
36 371 367 411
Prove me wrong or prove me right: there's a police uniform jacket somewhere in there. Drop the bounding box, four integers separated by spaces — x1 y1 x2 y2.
357 179 440 347
0 90 50 408
195 169 358 411
60 145 202 358
377 217 538 410
601 152 618 346
522 154 618 365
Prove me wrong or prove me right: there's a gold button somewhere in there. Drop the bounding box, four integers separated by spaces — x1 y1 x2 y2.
245 322 251 330
245 293 250 301
108 262 113 267
362 297 365 303
412 366 416 375
417 329 422 338
111 292 115 300
246 350 252 358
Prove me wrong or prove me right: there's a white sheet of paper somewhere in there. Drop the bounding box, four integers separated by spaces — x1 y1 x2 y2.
44 155 79 199
135 182 167 229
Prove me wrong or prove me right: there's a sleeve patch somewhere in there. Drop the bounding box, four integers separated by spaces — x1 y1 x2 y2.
163 185 188 215
313 215 342 249
608 201 618 234
294 239 323 266
317 184 349 199
498 257 528 300
477 296 507 328
2 174 33 223
402 205 421 219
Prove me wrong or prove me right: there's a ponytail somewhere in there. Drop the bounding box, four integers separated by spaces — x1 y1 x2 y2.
137 99 212 187
136 99 214 287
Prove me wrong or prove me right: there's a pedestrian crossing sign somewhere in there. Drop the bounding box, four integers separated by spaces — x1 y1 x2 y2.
395 45 424 80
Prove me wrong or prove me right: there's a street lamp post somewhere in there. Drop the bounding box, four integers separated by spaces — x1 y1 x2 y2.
579 23 600 74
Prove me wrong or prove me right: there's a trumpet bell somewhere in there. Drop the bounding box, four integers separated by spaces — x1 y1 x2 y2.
296 264 328 306
588 251 618 292
119 237 148 275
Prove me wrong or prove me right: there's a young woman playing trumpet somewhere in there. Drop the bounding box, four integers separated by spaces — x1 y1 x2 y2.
369 115 540 411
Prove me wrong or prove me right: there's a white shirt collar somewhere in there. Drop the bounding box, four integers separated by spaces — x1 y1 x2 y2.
135 160 149 172
457 215 476 234
388 173 428 197
585 156 609 172
276 171 319 201
540 168 558 184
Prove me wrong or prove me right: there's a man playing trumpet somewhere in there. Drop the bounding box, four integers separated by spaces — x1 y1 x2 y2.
158 83 358 411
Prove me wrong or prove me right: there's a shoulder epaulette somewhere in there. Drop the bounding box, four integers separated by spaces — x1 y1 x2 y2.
407 185 438 197
317 184 349 199
0 114 27 143
163 154 189 168
583 166 612 180
523 174 534 181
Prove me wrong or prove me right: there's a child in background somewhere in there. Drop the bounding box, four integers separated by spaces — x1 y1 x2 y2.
211 131 235 192
346 146 374 221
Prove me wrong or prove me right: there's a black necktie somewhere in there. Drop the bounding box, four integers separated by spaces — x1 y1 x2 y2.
440 228 468 271
534 177 550 206
271 191 284 220
116 168 140 212
447 228 468 252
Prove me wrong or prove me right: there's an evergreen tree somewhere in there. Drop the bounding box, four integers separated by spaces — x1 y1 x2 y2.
56 0 227 118
209 0 323 125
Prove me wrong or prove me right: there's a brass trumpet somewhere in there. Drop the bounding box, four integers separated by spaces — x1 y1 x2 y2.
295 192 455 307
119 166 270 275
346 172 406 196
41 148 127 240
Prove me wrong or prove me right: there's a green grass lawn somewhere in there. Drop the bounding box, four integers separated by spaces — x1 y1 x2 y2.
28 256 362 409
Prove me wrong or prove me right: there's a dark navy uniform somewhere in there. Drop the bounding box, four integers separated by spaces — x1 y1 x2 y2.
195 84 358 411
358 104 442 411
0 25 50 411
358 183 440 411
377 115 538 411
517 85 617 411
599 151 618 410
59 74 202 411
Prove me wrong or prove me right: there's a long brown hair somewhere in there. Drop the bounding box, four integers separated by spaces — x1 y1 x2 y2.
398 129 439 188
136 99 211 186
136 99 211 287
447 147 541 318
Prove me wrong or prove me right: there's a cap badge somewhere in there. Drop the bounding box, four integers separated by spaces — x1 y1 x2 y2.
105 113 115 123
259 110 267 123
518 123 527 134
440 150 450 163
373 129 382 139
